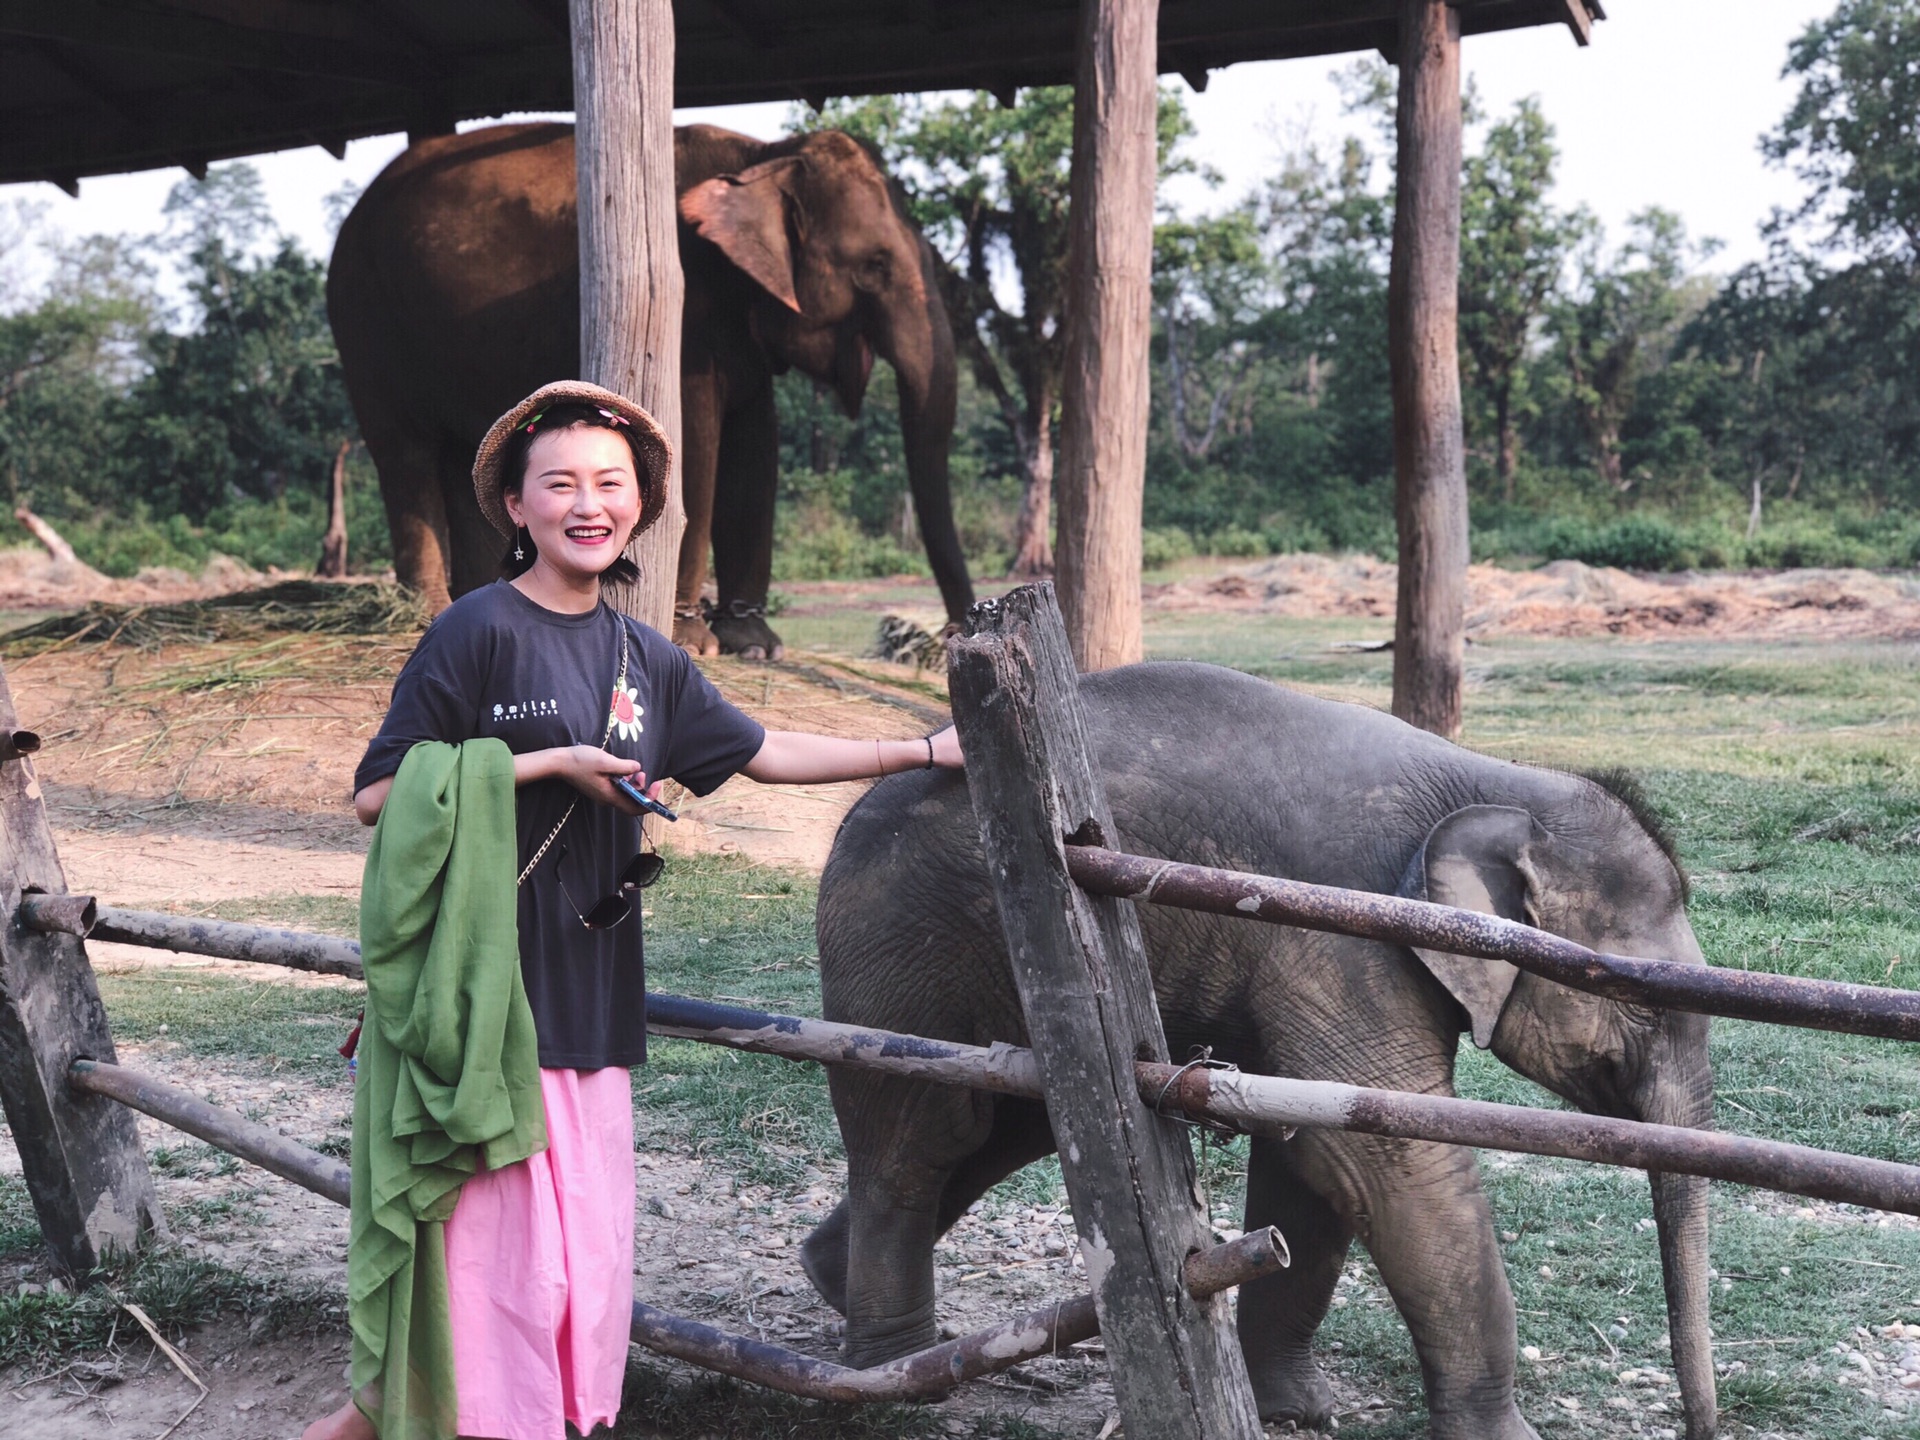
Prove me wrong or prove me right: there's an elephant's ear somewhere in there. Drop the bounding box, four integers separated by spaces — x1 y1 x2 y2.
1397 805 1544 1049
680 159 805 314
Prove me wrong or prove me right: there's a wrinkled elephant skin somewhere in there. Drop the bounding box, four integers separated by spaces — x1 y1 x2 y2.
327 123 974 652
807 665 1718 1440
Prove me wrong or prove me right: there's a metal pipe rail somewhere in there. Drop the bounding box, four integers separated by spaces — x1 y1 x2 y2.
630 1227 1289 1403
67 1059 350 1206
1066 845 1920 1044
642 993 1920 1216
21 894 365 979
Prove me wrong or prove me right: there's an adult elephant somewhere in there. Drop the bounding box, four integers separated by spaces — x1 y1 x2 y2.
803 664 1716 1440
327 122 973 656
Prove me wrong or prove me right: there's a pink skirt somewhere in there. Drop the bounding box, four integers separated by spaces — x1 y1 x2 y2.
443 1067 635 1439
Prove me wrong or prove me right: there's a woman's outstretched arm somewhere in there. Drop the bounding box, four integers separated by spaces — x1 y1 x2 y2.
741 725 962 785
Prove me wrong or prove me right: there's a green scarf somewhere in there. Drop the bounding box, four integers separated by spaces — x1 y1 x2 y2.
349 738 546 1440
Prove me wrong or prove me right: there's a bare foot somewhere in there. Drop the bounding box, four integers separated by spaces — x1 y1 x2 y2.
301 1399 375 1440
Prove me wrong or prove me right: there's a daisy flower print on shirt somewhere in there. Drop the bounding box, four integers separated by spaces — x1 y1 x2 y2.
611 681 644 741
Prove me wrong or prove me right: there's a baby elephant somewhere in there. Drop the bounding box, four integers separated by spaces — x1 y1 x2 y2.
802 663 1715 1440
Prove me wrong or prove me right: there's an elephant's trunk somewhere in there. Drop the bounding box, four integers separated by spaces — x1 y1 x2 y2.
1638 1017 1716 1440
1651 1169 1715 1440
889 248 974 625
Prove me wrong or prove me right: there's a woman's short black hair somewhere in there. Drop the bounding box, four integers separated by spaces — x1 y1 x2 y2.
496 400 645 586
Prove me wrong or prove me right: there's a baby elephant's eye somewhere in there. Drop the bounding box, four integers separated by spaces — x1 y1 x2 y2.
861 251 892 284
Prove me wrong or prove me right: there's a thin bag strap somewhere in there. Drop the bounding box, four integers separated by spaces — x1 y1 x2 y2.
516 612 630 886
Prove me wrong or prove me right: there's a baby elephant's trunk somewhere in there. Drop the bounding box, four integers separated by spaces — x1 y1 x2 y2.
1638 1022 1717 1440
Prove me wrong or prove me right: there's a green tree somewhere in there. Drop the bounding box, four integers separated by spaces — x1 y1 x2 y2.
0 226 157 519
120 166 355 522
1766 0 1920 260
1153 205 1271 462
1550 210 1707 492
1459 98 1586 498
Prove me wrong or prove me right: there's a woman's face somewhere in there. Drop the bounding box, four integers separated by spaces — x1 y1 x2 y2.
504 423 642 584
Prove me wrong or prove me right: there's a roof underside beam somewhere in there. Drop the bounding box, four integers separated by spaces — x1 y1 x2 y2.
0 0 1597 189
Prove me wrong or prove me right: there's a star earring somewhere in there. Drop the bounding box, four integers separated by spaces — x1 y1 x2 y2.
514 526 526 561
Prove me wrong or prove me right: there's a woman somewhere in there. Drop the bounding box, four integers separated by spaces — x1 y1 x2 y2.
304 381 963 1440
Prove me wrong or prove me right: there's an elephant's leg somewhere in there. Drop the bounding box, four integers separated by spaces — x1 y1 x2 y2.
675 368 723 656
443 439 505 599
823 1070 993 1366
932 1098 1054 1235
708 374 783 660
841 1173 943 1366
799 1197 853 1315
1328 1135 1538 1440
802 1097 1052 1320
1237 1137 1350 1427
361 418 452 611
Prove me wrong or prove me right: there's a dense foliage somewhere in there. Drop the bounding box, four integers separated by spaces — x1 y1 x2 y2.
4 0 1919 582
0 168 377 578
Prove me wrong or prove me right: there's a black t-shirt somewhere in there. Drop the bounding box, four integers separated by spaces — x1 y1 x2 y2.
354 581 766 1068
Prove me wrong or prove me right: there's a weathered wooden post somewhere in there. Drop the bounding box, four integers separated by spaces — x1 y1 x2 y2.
948 583 1263 1439
1054 0 1159 672
1388 0 1468 740
570 0 685 634
0 659 161 1274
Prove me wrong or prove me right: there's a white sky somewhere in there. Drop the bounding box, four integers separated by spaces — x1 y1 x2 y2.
4 1 1832 284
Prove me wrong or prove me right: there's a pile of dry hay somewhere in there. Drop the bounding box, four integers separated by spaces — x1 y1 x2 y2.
0 579 430 654
867 613 950 672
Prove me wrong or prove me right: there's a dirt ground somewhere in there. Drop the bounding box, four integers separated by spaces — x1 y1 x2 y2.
5 554 1920 1437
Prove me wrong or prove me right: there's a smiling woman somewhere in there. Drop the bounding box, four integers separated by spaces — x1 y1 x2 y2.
306 380 963 1440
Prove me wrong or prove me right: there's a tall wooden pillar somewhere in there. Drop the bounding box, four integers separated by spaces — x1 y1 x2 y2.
571 0 686 634
950 584 1263 1439
1055 0 1159 672
0 663 161 1275
1388 0 1468 739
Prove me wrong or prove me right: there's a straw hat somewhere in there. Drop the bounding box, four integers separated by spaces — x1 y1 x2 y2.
471 380 673 542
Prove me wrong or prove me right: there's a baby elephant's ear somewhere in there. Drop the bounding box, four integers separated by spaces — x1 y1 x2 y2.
1397 805 1544 1048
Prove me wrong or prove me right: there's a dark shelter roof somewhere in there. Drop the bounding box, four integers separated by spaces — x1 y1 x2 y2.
0 1 1601 194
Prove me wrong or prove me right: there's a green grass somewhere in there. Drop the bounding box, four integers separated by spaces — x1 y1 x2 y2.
97 962 364 1077
639 855 840 1187
0 1197 338 1370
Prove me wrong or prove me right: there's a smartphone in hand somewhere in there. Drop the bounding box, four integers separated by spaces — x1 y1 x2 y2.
612 773 677 821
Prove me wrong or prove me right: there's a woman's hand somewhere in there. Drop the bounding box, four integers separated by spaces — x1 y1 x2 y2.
356 745 658 826
540 744 648 814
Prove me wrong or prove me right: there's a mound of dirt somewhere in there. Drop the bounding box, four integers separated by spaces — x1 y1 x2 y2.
0 545 270 611
1148 554 1920 641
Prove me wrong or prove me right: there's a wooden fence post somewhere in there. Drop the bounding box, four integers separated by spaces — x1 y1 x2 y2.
571 0 685 635
0 658 161 1275
1388 0 1468 740
1054 0 1158 672
947 583 1262 1439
